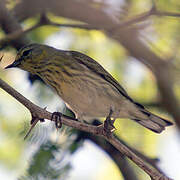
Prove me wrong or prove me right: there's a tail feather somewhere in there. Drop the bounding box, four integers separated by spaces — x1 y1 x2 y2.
149 113 172 127
133 111 173 133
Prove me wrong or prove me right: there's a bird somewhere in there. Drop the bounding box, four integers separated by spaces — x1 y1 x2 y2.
5 43 173 133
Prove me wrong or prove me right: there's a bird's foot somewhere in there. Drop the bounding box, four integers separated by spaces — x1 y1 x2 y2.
98 109 116 137
105 108 116 131
51 112 63 129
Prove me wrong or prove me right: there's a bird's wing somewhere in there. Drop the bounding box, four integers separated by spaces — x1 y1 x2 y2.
70 51 134 103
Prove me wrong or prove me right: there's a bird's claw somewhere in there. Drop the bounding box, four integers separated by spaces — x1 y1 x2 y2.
105 108 115 128
104 119 116 132
101 108 116 137
51 112 62 129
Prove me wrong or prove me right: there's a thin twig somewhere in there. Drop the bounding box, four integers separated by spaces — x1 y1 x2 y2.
47 22 98 30
0 78 172 180
24 117 39 140
155 11 180 17
109 9 153 33
0 22 97 48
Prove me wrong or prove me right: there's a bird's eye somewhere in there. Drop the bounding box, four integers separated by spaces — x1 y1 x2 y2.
22 49 32 57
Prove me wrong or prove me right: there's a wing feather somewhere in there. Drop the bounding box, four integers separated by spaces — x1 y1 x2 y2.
70 51 134 102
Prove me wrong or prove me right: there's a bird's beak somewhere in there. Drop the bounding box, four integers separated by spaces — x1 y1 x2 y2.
5 60 20 69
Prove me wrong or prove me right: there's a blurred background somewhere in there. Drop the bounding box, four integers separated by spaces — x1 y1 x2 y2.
0 0 180 179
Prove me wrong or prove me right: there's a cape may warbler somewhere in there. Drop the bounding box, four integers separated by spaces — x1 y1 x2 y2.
6 44 172 133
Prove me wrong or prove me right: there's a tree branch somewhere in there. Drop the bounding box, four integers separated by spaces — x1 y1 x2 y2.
2 2 180 49
13 0 180 23
0 13 99 48
0 78 172 180
3 4 180 48
0 1 28 49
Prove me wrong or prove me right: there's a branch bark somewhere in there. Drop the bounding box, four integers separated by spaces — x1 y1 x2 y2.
0 78 172 180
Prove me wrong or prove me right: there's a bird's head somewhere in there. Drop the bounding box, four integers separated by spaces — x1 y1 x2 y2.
5 44 53 74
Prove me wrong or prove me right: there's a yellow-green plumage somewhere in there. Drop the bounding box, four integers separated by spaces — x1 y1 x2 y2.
6 43 173 133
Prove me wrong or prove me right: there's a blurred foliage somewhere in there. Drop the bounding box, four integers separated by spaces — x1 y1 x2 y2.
19 141 71 180
0 0 180 179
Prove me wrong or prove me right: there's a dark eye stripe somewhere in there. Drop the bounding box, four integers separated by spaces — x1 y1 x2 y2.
22 49 33 56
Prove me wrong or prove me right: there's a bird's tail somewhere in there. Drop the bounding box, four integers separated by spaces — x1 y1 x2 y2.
132 109 173 133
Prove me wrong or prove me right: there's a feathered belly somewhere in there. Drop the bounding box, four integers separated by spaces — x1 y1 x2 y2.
57 79 125 119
